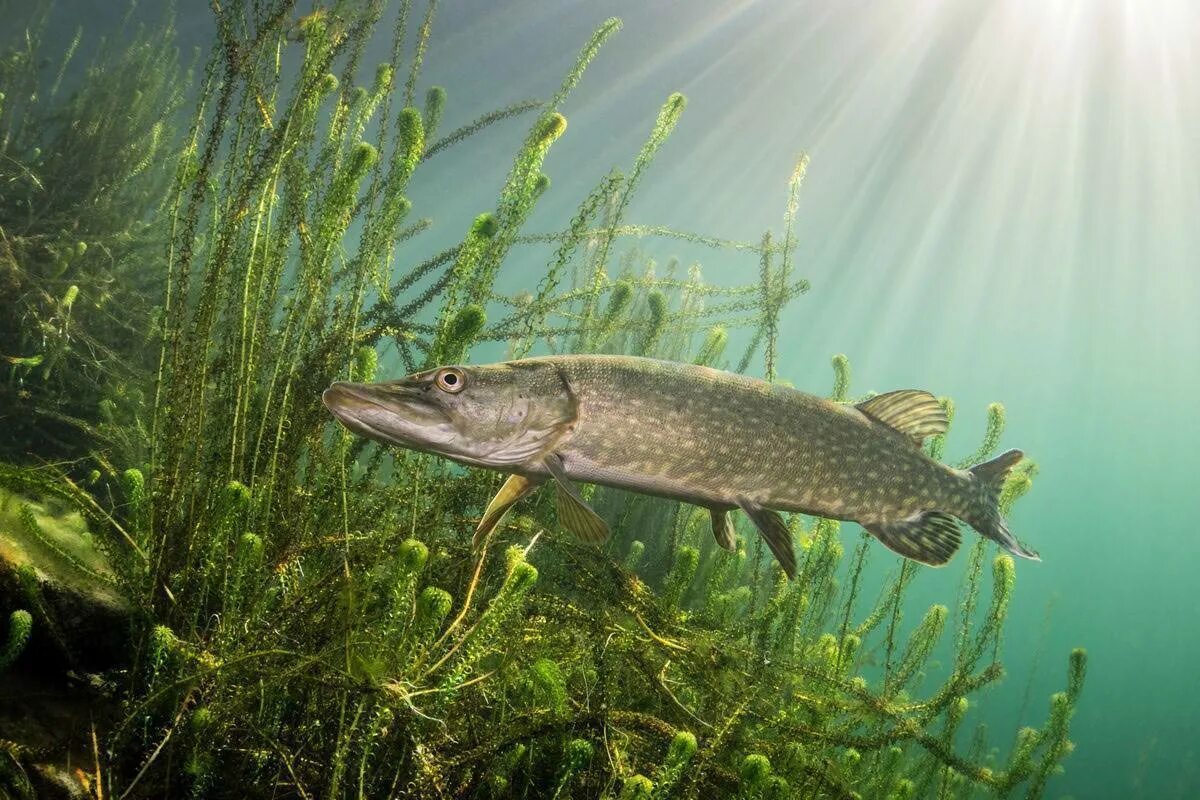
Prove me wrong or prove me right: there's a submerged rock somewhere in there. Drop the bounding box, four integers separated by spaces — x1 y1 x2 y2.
0 669 109 800
0 490 127 799
0 488 132 671
28 762 89 800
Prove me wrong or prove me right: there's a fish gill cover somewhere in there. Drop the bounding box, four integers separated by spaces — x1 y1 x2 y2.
0 2 1083 799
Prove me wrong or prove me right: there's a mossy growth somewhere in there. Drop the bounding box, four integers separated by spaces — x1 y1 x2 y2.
0 487 125 612
0 2 1086 799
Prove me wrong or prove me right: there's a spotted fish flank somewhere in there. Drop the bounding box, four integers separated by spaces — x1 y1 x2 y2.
322 355 1041 580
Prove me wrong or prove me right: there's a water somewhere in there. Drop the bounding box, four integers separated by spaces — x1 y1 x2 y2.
3 0 1196 797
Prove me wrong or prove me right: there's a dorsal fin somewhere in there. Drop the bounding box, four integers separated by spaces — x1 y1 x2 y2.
856 390 947 447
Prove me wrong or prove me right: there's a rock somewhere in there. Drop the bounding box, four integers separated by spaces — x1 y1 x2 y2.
28 763 88 800
0 746 36 800
0 488 133 671
0 489 129 799
0 663 117 800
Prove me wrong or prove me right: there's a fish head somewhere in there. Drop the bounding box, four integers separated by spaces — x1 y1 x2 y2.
322 361 576 469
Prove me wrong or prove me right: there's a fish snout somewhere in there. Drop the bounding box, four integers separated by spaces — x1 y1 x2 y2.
323 380 426 412
322 382 383 433
322 381 406 444
322 379 448 444
322 381 363 412
322 381 404 427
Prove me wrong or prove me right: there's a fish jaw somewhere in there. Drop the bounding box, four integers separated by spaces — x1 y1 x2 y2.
323 380 456 453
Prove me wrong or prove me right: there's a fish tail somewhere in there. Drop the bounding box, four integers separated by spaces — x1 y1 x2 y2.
964 449 1040 561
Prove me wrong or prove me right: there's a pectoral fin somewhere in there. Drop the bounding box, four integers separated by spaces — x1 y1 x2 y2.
711 508 737 552
863 511 961 566
473 474 543 549
543 454 610 544
735 498 797 579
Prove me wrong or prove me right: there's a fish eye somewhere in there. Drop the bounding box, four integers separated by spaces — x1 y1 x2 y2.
434 367 466 393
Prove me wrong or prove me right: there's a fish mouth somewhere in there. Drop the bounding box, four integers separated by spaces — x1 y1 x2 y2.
323 381 393 414
322 380 447 445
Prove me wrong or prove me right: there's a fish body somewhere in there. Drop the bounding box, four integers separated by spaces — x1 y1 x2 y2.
323 355 1039 578
545 357 948 518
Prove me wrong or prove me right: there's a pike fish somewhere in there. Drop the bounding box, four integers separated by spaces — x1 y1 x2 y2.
322 355 1040 578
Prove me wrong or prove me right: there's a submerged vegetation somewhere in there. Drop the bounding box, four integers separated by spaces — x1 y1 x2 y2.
0 2 1084 798
0 3 182 465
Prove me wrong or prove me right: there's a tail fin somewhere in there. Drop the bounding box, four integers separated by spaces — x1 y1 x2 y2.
965 449 1041 561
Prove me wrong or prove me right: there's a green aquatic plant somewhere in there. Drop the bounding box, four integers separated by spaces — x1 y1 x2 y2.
0 2 1088 799
651 731 697 798
619 774 655 800
0 5 182 464
0 609 32 671
737 753 774 799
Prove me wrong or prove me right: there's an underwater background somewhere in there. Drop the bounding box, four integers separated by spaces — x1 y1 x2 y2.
0 0 1196 797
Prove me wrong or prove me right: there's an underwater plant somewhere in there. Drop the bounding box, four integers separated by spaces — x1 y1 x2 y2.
0 610 32 672
0 2 1085 798
0 4 183 465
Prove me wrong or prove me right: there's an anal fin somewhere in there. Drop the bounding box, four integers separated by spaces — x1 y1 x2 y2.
543 454 610 544
735 498 797 579
473 474 542 549
863 511 961 566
